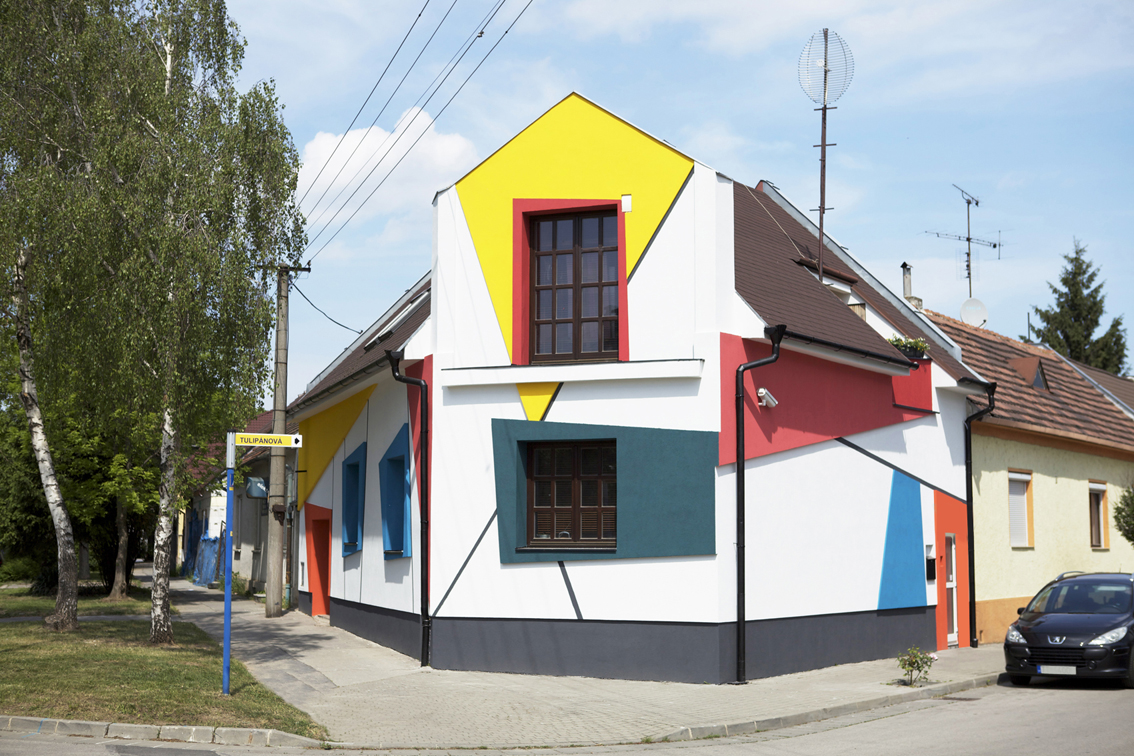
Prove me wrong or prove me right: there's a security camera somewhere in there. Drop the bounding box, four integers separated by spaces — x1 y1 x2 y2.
757 388 778 408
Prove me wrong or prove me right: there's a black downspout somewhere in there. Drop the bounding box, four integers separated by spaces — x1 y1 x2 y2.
387 349 431 666
960 377 995 649
734 324 787 683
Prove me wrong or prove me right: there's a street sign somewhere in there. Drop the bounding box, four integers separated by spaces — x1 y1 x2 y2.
234 432 302 448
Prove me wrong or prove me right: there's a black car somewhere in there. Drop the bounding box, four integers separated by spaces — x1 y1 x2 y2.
1004 571 1134 687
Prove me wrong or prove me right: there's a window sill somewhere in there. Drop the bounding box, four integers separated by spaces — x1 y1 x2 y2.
1010 546 1035 550
517 546 616 553
440 358 703 387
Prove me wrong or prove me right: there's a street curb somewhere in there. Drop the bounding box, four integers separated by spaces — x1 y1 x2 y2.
0 715 323 749
654 673 1002 742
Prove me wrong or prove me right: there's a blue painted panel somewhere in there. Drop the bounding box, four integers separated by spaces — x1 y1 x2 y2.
342 442 366 557
878 470 927 610
380 424 412 560
491 419 717 564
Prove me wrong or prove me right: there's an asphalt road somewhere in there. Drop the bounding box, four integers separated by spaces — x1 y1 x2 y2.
2 677 1131 756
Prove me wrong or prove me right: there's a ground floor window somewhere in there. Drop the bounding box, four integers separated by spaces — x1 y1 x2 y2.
527 440 616 546
1089 482 1108 549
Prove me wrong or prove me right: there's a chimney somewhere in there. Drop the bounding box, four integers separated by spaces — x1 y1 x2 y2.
901 262 923 310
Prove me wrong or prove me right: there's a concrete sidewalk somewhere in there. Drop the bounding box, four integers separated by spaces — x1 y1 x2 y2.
172 578 1005 748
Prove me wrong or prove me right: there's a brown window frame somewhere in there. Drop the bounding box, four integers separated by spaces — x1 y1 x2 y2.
1089 487 1107 549
526 440 616 548
529 213 620 363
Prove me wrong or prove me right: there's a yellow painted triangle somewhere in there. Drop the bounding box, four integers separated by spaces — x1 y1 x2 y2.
296 386 375 509
456 93 694 362
517 382 561 421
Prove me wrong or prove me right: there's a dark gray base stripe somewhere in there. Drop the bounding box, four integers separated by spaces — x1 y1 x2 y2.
558 561 583 620
430 606 935 684
835 436 965 502
329 596 420 660
297 589 312 617
433 510 497 617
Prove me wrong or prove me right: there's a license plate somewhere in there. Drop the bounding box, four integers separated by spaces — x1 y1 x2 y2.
1037 665 1077 676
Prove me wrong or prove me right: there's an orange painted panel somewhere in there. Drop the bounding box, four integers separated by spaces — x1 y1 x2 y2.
305 504 331 617
934 490 970 650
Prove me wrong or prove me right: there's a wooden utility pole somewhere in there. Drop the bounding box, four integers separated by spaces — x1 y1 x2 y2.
266 264 309 617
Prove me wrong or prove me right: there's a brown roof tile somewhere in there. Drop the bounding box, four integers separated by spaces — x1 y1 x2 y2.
928 311 1134 453
1071 360 1134 416
734 182 910 365
290 284 430 412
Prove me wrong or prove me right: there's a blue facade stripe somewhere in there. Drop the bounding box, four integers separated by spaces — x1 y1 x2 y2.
380 424 412 560
877 469 927 610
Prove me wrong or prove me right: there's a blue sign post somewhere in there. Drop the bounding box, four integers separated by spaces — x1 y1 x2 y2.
223 431 235 695
220 431 300 695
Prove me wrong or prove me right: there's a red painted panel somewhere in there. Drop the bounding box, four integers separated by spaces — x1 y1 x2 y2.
934 491 970 650
511 199 628 365
719 333 926 465
892 358 932 409
406 355 433 598
304 504 331 617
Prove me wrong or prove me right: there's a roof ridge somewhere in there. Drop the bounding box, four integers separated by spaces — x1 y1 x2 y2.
925 310 1050 356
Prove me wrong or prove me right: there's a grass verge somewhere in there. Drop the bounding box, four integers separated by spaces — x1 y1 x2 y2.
0 586 175 618
0 620 326 740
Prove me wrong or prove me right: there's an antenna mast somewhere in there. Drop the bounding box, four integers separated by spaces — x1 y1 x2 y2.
798 29 853 285
925 184 998 297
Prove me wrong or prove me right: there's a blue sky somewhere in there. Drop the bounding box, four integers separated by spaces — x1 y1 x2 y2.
227 0 1134 400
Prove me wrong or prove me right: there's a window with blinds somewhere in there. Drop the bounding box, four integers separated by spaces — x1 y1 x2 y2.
1008 473 1031 548
527 441 616 547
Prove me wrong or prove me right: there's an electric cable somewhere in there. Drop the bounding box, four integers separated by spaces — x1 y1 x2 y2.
297 0 433 210
293 282 361 333
306 0 525 262
304 0 462 225
305 0 507 252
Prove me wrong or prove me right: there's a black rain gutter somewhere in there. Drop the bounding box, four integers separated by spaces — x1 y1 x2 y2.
734 324 786 683
387 349 431 667
781 329 919 370
959 376 996 648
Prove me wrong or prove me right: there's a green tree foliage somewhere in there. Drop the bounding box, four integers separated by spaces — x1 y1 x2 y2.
1028 241 1128 375
0 1 304 637
1115 486 1134 550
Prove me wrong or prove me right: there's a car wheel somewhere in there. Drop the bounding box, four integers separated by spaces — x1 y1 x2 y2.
1009 674 1031 686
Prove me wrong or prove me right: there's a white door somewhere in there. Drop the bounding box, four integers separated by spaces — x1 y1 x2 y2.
945 533 958 647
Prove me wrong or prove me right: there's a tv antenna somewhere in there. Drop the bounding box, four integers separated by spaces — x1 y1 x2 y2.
925 184 999 298
799 28 854 285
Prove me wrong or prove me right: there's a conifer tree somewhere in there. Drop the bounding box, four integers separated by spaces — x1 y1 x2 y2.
1028 241 1128 375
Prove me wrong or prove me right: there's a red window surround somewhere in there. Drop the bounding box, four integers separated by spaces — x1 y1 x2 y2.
511 198 630 365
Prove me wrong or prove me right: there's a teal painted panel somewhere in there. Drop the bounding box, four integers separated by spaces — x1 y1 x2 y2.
878 470 927 610
491 419 717 564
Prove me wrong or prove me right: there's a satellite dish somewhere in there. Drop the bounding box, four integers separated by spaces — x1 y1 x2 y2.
960 298 989 327
798 29 854 105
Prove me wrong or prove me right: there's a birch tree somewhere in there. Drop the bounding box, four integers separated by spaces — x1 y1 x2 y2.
1 1 304 638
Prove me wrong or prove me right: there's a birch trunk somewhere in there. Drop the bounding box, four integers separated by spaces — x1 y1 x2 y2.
150 405 177 643
12 247 78 631
107 492 130 600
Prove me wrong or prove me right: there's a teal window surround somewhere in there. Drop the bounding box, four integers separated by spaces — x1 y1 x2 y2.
380 424 413 560
491 418 717 564
342 442 366 557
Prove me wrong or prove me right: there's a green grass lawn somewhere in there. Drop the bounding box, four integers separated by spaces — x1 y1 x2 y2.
0 586 176 618
0 620 326 740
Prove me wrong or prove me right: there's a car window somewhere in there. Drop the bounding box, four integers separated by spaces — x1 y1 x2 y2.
1024 581 1133 616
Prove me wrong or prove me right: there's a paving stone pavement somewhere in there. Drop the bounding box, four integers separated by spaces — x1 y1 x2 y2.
169 577 1006 748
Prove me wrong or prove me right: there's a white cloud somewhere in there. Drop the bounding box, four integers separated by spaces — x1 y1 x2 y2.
297 108 478 261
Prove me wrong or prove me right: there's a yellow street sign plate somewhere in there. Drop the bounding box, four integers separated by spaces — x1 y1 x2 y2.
234 433 303 448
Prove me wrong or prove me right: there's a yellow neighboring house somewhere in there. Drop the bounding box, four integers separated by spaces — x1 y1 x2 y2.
930 313 1134 644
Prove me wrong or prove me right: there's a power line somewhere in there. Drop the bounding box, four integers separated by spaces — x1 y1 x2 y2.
305 0 507 253
297 0 433 210
306 0 521 261
293 282 361 334
304 0 462 225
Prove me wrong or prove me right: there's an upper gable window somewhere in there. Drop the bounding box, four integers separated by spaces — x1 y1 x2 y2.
1032 362 1048 390
531 213 619 362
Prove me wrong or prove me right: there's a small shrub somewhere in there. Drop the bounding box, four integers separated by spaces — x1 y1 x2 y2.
0 556 39 584
888 336 929 355
897 646 937 686
1114 486 1134 549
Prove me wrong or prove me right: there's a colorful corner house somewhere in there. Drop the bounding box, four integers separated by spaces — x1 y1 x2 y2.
288 93 994 684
